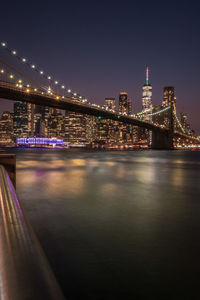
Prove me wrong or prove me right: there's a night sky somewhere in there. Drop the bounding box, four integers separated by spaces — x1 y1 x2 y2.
0 0 200 133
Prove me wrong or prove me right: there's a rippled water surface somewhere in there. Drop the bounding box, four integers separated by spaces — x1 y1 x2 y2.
14 149 200 299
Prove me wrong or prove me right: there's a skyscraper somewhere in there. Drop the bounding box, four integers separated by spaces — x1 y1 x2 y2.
119 92 128 114
0 111 13 145
64 96 87 146
13 101 33 140
118 92 133 143
142 66 152 113
162 87 177 129
163 87 176 110
127 98 132 115
105 98 116 110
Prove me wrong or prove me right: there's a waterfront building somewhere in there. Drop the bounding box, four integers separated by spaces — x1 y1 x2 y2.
0 111 13 145
33 105 46 137
99 98 118 143
86 115 98 144
13 101 33 140
64 111 87 146
64 97 87 146
47 109 64 138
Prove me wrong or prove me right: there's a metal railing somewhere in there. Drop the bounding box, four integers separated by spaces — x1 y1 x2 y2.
0 165 65 300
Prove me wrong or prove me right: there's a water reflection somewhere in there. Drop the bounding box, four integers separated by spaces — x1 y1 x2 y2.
14 149 200 300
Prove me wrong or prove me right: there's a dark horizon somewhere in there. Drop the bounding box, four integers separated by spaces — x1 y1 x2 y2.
0 0 200 133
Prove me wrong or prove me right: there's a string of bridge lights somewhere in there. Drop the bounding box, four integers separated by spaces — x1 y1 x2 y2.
135 105 171 118
174 112 186 134
1 41 190 132
0 41 87 102
0 67 79 101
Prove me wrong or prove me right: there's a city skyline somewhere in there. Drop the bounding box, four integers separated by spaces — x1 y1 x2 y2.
0 66 198 134
0 0 200 133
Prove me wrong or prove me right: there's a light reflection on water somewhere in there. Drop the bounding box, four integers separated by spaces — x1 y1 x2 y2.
14 149 200 299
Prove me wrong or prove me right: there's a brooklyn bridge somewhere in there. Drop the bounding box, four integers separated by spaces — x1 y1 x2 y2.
0 41 199 149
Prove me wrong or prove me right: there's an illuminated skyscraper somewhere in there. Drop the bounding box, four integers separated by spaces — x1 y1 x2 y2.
163 87 176 110
180 113 191 133
64 97 87 146
118 92 133 142
127 98 132 115
119 92 128 114
142 66 152 113
13 101 33 140
0 111 13 145
105 98 116 110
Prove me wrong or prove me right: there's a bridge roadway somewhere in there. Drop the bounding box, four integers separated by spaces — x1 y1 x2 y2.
0 81 166 133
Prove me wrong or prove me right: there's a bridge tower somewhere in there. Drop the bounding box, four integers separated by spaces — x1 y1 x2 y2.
151 103 174 150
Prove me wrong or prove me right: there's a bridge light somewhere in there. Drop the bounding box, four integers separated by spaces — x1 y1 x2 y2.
34 88 37 91
12 50 16 55
79 96 82 99
67 89 71 93
40 71 44 74
31 65 35 68
62 96 64 99
27 84 30 87
9 74 14 79
48 76 51 80
61 85 65 89
16 83 19 87
18 79 22 83
0 69 4 73
19 84 22 88
1 42 6 47
55 81 58 84
26 89 30 93
56 96 59 100
22 58 26 62
73 93 77 96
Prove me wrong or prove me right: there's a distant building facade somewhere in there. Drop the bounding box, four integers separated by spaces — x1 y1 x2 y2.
119 92 132 115
13 101 33 140
0 111 13 145
163 86 176 110
105 98 116 111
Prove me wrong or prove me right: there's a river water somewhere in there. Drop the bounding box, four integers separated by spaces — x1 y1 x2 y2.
14 149 200 299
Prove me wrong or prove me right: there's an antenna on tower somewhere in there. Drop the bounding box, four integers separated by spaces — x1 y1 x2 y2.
146 66 149 85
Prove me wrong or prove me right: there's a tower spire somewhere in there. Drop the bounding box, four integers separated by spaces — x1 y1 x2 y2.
146 66 149 85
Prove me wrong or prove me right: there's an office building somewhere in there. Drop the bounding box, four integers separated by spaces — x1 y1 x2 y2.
142 66 152 115
13 101 33 140
105 98 116 111
0 111 13 145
